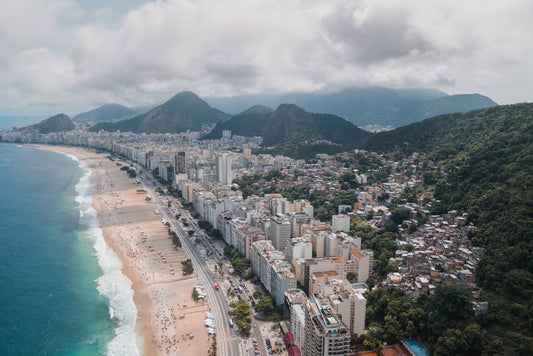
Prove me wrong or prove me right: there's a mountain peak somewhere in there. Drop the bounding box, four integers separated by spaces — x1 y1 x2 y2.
22 113 74 133
73 103 136 123
90 91 229 134
238 105 274 115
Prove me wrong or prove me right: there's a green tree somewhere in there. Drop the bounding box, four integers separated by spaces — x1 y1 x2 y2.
256 296 275 316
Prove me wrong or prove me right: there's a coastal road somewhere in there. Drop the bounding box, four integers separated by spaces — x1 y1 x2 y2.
176 203 270 356
142 181 241 356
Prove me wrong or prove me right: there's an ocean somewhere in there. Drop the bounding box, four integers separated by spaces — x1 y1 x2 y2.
0 144 139 356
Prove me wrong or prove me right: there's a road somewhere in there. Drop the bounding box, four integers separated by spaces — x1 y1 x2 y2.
176 201 270 356
140 177 241 356
140 171 273 356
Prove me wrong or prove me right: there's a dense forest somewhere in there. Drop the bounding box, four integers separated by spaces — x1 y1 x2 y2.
362 103 533 354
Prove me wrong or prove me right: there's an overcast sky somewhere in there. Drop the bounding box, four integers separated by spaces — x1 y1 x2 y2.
1 0 532 116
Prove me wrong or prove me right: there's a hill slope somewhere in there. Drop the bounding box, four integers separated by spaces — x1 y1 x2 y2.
90 91 229 133
362 103 533 354
206 103 371 158
204 106 272 140
22 113 75 133
205 87 497 128
72 104 137 123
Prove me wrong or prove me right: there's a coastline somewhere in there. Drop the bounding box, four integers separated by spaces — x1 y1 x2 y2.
34 145 209 356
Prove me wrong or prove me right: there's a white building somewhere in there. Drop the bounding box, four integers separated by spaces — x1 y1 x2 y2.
216 153 233 185
303 293 351 356
269 215 291 251
286 236 313 264
332 214 350 233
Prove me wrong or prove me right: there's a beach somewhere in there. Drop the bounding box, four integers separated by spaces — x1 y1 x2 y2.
40 146 209 356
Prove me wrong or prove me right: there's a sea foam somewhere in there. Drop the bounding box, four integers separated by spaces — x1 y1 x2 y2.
72 154 140 356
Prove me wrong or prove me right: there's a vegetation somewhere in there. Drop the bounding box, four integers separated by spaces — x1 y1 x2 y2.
119 165 137 178
203 111 270 140
252 290 263 300
72 103 136 123
309 191 358 222
223 245 251 273
208 103 372 158
349 219 398 284
255 296 275 316
191 287 199 302
230 300 252 334
361 103 533 354
208 333 217 356
181 259 194 275
90 91 229 133
169 229 181 248
20 113 74 133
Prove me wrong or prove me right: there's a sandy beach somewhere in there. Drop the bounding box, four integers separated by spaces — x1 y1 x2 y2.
39 146 209 356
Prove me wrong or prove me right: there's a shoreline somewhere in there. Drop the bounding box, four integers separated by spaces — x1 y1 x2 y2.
33 145 209 356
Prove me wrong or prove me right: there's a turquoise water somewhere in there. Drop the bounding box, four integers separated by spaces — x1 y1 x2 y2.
404 339 430 356
0 145 138 355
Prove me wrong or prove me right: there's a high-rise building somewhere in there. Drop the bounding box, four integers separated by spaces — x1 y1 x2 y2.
303 293 351 356
174 151 186 174
332 214 350 233
269 215 291 251
351 249 373 283
320 280 366 337
216 153 233 185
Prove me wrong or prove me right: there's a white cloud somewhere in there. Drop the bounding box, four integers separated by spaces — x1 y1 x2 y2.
1 0 532 115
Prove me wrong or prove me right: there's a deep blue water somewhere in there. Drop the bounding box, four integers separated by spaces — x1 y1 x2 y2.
0 145 136 355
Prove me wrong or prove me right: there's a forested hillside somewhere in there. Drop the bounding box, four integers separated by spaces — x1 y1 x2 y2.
362 103 533 354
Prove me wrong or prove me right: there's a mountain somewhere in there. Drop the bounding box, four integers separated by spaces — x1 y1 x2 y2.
72 104 137 123
204 106 272 140
362 103 533 354
90 91 229 133
206 103 372 158
205 87 497 128
238 105 274 115
21 113 74 133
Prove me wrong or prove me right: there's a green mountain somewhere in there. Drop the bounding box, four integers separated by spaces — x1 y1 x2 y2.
205 87 497 128
238 105 274 115
204 106 272 140
22 113 75 133
89 91 229 133
206 103 371 158
362 103 533 354
73 103 137 123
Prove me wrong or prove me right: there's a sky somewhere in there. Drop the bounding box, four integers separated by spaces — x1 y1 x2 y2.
1 0 532 117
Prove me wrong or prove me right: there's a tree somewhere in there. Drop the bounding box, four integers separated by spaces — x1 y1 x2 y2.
256 296 275 316
188 230 195 236
236 319 252 333
253 290 263 300
192 288 199 302
402 244 414 252
390 208 411 225
182 259 194 275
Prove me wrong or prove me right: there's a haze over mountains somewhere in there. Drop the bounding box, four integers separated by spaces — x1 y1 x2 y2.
78 87 496 132
205 87 497 128
72 104 137 123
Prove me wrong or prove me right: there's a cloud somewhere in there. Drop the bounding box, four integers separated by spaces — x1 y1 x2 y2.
1 0 532 115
